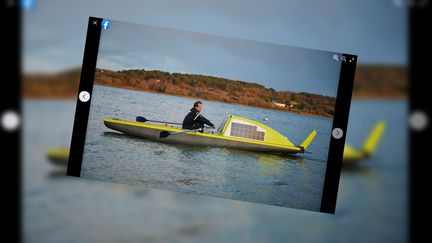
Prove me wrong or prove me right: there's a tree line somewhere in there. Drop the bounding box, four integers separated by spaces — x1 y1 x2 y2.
95 69 336 117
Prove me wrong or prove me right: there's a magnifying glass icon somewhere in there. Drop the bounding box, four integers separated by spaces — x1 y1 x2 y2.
332 54 339 61
341 56 346 62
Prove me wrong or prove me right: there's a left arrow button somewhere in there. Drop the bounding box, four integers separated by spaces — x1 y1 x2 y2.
79 91 90 102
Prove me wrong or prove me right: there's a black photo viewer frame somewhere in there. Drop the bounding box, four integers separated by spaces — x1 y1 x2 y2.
67 17 357 214
2 2 21 242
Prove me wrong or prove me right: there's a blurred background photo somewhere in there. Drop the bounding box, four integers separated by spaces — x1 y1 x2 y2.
22 0 407 242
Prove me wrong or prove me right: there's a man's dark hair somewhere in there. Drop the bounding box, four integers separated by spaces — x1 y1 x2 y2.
193 101 202 108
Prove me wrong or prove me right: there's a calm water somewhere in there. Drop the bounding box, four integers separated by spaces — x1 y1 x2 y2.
81 85 332 211
23 98 407 243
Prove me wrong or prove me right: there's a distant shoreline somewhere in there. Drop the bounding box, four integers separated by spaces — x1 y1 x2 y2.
22 64 407 115
22 96 408 101
94 83 334 119
92 69 336 118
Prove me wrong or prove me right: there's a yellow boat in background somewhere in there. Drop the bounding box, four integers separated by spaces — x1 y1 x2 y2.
46 147 70 167
343 121 386 164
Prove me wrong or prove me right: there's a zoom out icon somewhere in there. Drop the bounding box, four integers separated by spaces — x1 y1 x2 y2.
101 19 111 29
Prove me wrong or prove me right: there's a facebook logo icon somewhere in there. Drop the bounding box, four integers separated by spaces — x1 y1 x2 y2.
20 0 36 10
101 20 111 29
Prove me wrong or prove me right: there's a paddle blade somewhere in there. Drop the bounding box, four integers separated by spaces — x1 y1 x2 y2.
159 131 171 138
136 116 148 122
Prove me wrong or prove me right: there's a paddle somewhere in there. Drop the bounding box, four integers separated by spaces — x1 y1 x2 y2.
160 127 216 138
136 116 215 128
159 128 202 138
136 116 182 125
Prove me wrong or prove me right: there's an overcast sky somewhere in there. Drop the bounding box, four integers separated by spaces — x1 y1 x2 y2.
96 20 341 96
23 0 407 74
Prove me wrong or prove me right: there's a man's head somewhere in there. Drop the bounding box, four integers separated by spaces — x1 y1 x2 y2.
194 101 203 112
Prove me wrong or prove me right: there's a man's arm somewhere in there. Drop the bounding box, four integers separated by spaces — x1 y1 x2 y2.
196 114 214 127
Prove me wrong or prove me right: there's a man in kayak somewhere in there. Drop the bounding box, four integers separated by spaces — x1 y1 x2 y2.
182 101 215 131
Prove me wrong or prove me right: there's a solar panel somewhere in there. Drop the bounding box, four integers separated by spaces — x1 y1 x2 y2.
230 122 265 141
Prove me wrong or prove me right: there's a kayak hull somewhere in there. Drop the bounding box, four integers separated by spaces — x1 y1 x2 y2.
104 119 302 154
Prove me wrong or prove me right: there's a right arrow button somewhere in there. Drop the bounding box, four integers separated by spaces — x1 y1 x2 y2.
332 128 343 139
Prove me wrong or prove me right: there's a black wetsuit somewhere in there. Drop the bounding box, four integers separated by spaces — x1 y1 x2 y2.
182 107 214 130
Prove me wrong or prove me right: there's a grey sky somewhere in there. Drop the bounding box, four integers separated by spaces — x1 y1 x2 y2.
23 0 406 73
97 20 341 96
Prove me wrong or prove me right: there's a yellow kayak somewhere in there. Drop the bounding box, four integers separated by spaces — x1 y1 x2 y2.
104 115 317 154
